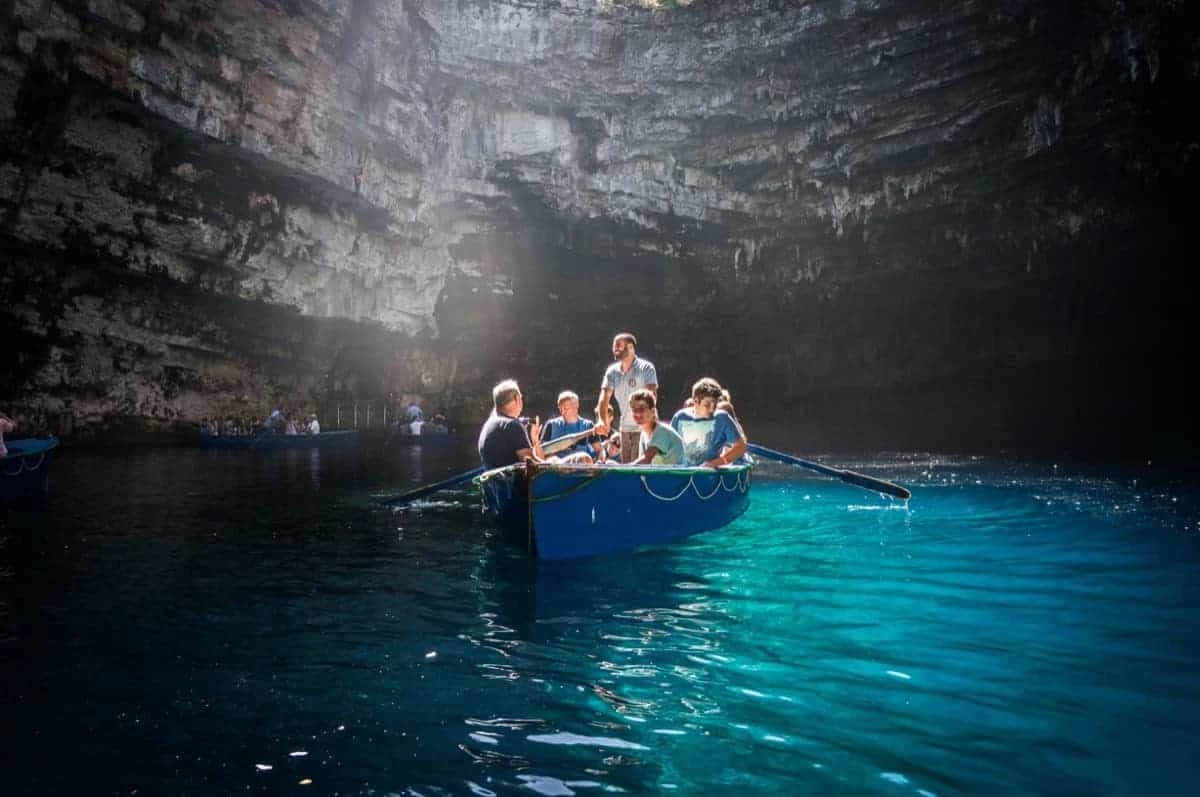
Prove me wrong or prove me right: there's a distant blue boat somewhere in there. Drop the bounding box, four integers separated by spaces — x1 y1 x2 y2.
1 437 59 502
477 462 753 559
198 430 359 450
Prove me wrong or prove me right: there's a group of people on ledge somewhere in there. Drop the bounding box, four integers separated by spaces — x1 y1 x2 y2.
477 332 747 471
393 402 451 436
199 405 320 437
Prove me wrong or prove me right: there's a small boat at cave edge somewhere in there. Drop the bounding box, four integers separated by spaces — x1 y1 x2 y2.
1 437 59 503
198 430 359 450
476 460 753 560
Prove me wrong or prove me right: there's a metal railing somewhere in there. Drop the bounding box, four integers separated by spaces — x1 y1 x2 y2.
321 401 431 431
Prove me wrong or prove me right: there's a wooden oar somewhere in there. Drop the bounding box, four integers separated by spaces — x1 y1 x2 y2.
541 426 601 457
384 427 597 506
747 443 911 500
381 466 485 506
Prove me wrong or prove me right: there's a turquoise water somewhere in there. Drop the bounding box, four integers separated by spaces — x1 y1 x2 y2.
1 447 1197 795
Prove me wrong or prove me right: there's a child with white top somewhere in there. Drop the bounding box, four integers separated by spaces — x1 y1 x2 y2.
627 389 685 466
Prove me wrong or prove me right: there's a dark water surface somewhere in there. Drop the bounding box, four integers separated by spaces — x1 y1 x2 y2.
2 445 1198 796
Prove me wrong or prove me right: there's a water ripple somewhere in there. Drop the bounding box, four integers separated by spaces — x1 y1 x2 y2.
2 449 1197 795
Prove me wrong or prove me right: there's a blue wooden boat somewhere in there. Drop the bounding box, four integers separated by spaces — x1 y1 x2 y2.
477 461 753 560
198 430 359 450
1 437 59 502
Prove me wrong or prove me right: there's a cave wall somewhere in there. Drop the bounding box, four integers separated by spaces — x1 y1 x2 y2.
1 0 1195 454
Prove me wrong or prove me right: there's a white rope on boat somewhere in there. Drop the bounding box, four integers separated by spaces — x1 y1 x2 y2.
1 451 45 477
639 468 751 502
477 462 751 507
640 475 693 501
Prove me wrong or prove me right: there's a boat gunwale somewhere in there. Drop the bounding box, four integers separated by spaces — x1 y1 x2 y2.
475 460 752 485
0 436 60 462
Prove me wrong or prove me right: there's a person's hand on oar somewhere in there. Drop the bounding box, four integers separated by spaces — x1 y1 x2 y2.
540 426 603 458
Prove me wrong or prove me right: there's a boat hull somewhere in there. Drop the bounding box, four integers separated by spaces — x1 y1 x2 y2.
479 462 752 560
1 437 58 502
198 430 359 450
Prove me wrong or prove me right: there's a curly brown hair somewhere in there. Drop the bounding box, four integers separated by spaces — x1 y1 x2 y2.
690 377 723 403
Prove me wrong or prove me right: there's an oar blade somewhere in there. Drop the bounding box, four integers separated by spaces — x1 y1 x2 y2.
382 465 484 506
837 469 912 501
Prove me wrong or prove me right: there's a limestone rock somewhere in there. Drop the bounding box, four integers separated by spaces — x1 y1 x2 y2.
0 0 1193 452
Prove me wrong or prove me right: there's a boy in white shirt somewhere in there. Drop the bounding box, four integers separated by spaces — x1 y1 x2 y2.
627 389 685 466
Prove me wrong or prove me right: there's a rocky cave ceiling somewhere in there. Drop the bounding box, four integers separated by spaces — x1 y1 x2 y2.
0 0 1195 453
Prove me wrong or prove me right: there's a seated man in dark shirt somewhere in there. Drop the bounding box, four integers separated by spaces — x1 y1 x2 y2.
477 379 546 469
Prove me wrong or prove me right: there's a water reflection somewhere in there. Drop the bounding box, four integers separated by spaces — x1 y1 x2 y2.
308 448 321 485
461 546 744 792
404 444 425 484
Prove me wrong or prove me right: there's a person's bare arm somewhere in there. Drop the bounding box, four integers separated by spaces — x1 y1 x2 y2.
516 417 544 462
595 386 614 435
703 420 747 468
703 438 747 468
631 446 660 466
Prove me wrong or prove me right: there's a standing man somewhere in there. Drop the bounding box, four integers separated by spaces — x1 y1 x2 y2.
405 399 424 435
264 402 284 434
596 332 658 463
478 379 545 469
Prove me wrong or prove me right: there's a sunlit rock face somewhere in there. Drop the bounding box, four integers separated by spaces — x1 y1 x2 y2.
0 0 1194 452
